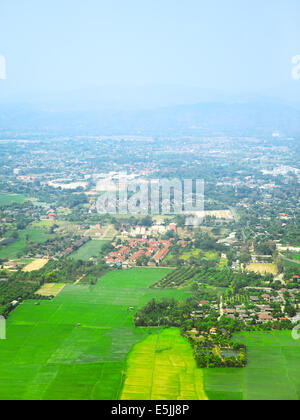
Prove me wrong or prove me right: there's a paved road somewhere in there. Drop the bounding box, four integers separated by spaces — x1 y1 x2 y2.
274 273 285 286
218 296 224 321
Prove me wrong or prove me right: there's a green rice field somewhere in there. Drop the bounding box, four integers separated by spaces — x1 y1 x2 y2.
70 240 109 261
0 268 299 400
285 259 300 271
179 250 218 261
0 193 26 205
204 331 300 400
0 268 190 400
121 330 300 401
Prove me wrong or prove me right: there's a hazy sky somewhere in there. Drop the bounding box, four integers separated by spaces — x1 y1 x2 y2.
0 0 300 104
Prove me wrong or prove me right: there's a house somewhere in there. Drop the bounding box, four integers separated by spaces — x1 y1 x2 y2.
258 313 274 322
257 305 272 312
130 250 145 263
48 212 56 221
191 310 204 319
65 247 73 256
169 223 177 232
105 257 115 267
3 262 18 270
153 246 169 263
225 309 236 315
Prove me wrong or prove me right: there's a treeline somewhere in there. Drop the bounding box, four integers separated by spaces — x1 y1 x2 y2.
0 280 42 317
135 298 191 327
152 266 268 290
10 258 108 284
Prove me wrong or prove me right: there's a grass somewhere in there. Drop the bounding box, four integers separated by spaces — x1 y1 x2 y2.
285 260 300 271
30 220 54 230
180 249 218 261
0 239 26 260
164 249 219 264
121 328 208 400
13 259 34 265
0 268 191 400
204 331 300 400
22 229 52 243
0 193 26 205
70 240 109 261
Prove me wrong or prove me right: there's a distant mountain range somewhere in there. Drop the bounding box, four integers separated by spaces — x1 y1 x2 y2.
0 97 300 136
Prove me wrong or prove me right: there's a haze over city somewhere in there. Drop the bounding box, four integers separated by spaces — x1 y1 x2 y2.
1 0 300 109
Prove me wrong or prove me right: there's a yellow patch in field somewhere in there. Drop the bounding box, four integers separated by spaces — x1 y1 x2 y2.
23 259 49 272
36 283 65 297
246 263 277 275
121 328 208 401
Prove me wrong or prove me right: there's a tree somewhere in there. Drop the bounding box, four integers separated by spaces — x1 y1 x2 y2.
140 216 153 227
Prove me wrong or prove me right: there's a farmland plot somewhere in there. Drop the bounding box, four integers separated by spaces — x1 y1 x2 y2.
0 268 190 400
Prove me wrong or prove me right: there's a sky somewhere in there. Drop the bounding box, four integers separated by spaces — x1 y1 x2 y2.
0 0 300 107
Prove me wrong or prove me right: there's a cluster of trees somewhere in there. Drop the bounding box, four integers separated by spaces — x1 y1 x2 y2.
255 241 276 256
0 202 38 237
0 280 42 317
231 271 273 293
194 347 246 369
194 233 227 253
135 298 188 327
153 265 270 291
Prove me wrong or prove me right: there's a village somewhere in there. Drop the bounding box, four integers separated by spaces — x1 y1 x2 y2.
104 222 178 268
